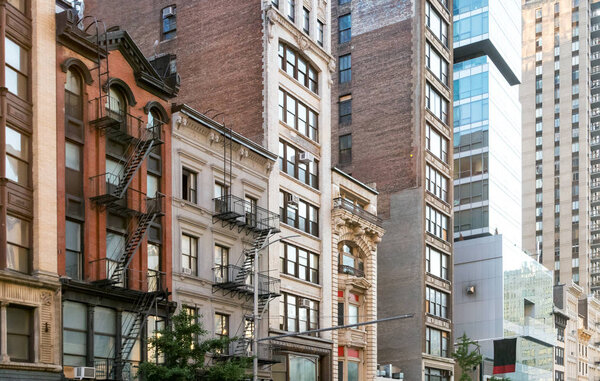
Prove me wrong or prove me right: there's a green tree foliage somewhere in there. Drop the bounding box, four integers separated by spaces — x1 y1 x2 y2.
138 309 251 381
452 333 483 381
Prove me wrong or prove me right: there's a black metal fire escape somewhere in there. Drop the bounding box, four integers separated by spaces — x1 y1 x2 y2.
83 17 167 380
210 126 281 364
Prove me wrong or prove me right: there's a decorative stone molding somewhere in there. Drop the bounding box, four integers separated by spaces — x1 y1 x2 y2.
297 34 310 51
175 115 189 129
239 147 249 160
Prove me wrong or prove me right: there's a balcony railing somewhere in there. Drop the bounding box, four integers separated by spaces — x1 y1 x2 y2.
89 95 163 142
89 176 149 211
215 340 274 363
338 264 365 278
90 259 167 293
212 265 280 298
213 195 280 233
333 197 383 227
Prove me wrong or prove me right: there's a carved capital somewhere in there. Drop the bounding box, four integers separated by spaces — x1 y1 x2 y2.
175 115 188 129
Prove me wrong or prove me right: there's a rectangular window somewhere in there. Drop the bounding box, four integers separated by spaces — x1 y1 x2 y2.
280 293 319 335
425 367 450 381
339 134 352 164
93 307 116 364
317 20 324 46
214 245 229 282
303 7 310 34
278 140 319 189
161 6 177 40
426 205 448 241
426 286 448 319
279 190 319 237
338 303 344 326
66 220 83 280
63 301 87 366
555 347 564 365
425 327 449 357
280 241 319 283
7 306 32 362
339 14 351 43
215 313 229 340
425 43 448 85
425 83 448 124
426 164 448 202
181 234 198 275
6 215 30 273
278 89 319 141
339 54 351 83
425 2 448 46
288 0 295 21
426 246 449 280
426 125 448 163
182 168 197 203
5 37 28 99
6 126 29 186
339 95 352 124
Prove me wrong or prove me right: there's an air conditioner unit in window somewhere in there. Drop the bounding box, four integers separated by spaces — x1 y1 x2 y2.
182 267 192 276
287 194 299 207
74 367 96 379
298 298 311 308
298 152 315 164
163 6 175 17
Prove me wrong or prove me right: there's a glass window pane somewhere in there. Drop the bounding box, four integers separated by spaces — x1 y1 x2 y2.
5 38 27 72
6 215 29 247
7 334 28 360
6 155 28 185
147 174 159 198
289 356 317 381
64 330 87 356
94 334 115 358
148 243 160 271
65 142 81 171
94 307 116 334
6 127 28 160
348 362 359 381
64 301 87 330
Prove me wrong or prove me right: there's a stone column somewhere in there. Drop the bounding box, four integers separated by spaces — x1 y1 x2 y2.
0 302 9 362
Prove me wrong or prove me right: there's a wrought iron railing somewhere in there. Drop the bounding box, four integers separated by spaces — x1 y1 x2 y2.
333 197 382 226
338 264 365 278
213 265 280 296
213 194 280 232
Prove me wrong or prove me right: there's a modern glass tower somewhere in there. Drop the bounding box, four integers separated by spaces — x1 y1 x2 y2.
453 0 522 243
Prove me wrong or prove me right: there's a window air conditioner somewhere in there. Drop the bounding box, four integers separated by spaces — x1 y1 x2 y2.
74 367 96 380
298 298 311 308
287 194 299 207
182 267 192 276
163 6 175 17
298 152 315 164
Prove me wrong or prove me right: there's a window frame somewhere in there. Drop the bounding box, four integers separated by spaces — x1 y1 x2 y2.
279 190 319 237
279 293 319 335
426 205 449 241
338 13 351 43
339 134 352 164
7 305 33 362
339 54 351 83
278 88 319 141
425 164 448 202
280 241 319 284
278 139 319 189
426 286 449 319
181 168 198 203
303 7 310 34
161 5 177 40
181 233 198 276
278 43 319 93
4 36 29 100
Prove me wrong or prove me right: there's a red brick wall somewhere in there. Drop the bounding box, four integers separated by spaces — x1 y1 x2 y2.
85 0 267 144
56 47 173 294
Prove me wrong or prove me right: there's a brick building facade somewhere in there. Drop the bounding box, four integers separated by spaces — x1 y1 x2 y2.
330 1 455 379
55 6 177 379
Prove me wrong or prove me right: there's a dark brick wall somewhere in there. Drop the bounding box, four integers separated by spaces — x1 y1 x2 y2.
85 0 267 144
331 2 418 220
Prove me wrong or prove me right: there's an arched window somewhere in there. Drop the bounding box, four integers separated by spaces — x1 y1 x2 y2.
64 68 84 280
340 243 364 277
106 86 126 118
65 69 83 120
278 41 319 94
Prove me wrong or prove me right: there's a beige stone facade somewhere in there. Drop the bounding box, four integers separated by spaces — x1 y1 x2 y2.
331 168 383 381
0 0 62 378
522 0 591 291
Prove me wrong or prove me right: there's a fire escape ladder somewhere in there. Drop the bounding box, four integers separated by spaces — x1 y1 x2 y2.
110 195 163 284
113 135 156 199
116 286 163 375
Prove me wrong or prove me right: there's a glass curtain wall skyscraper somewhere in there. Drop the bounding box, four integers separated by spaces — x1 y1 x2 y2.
453 0 522 242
